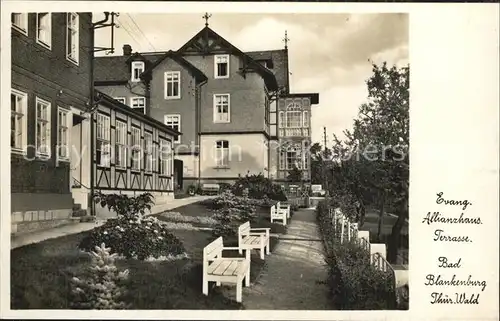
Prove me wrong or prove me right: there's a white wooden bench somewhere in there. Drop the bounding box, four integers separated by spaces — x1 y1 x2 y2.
201 183 220 195
270 204 287 225
277 201 291 219
202 236 251 303
238 221 271 260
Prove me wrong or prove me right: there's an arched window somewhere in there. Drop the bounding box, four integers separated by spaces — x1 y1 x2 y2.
285 102 302 128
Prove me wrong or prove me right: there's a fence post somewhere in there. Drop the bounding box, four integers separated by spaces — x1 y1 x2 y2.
347 220 351 241
340 215 345 244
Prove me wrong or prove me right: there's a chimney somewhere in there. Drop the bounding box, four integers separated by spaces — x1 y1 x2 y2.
123 44 132 56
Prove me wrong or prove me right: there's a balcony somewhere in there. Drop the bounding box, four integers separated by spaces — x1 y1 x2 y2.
279 128 310 137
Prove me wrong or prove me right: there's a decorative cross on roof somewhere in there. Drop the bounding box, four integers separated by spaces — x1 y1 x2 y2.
283 30 290 49
202 12 212 27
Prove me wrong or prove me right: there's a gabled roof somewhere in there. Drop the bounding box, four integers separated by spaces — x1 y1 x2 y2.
177 26 278 91
94 53 164 83
95 90 182 139
140 50 207 83
246 49 289 93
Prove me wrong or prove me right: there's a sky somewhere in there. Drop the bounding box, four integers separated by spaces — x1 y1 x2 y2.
94 13 409 146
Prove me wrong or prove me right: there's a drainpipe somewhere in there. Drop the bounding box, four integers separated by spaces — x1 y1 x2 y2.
89 16 96 216
196 79 207 187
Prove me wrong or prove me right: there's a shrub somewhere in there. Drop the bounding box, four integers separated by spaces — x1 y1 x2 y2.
70 243 130 309
231 173 287 201
93 191 154 219
210 191 257 239
317 200 397 310
79 216 186 260
79 192 186 260
187 184 196 196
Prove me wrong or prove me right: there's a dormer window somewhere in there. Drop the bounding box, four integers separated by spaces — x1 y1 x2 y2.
214 55 229 79
131 61 145 82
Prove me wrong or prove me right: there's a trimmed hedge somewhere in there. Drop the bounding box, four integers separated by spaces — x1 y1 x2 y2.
317 200 397 310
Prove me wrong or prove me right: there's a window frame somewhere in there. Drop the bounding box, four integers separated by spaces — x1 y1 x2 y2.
96 113 111 167
56 106 72 162
36 13 52 49
215 140 230 167
114 97 127 104
131 61 145 82
66 12 79 65
213 93 230 124
164 71 181 99
130 96 146 114
214 54 230 79
35 97 52 158
11 89 28 154
130 126 142 172
143 131 153 174
11 13 28 35
159 138 172 176
164 114 181 143
115 120 128 169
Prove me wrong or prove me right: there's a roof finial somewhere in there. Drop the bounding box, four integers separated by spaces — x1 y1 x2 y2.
282 30 290 49
202 12 212 27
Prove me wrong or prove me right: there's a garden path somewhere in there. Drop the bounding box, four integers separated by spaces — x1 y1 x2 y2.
11 195 215 249
241 209 331 309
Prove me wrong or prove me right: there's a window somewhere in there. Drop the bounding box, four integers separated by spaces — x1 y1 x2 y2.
285 103 302 128
303 111 309 128
278 111 285 128
36 13 52 48
159 138 172 176
114 97 126 104
215 140 229 167
131 97 146 114
144 132 153 173
280 145 303 170
213 94 230 123
214 55 229 79
57 107 71 161
131 61 145 82
11 13 28 34
66 13 79 64
165 71 180 99
35 98 51 157
164 114 181 143
115 120 127 168
11 90 28 153
131 127 141 171
96 113 111 167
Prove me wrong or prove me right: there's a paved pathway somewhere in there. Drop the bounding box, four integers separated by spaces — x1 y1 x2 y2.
242 209 331 309
11 195 215 249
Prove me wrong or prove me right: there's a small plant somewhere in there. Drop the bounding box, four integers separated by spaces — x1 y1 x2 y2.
187 184 196 196
70 243 130 309
93 191 155 219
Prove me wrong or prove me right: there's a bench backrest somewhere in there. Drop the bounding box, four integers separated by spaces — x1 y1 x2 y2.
238 221 251 236
202 183 220 189
203 236 223 261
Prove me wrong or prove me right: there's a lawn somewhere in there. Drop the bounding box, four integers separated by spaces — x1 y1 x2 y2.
11 200 287 309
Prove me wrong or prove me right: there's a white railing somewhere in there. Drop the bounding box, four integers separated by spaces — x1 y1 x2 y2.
328 206 397 288
278 128 310 137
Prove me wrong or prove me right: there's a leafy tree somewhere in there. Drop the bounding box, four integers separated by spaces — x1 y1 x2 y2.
330 62 409 263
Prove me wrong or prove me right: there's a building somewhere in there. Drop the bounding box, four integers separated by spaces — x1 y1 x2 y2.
93 20 319 191
10 12 94 233
90 90 180 218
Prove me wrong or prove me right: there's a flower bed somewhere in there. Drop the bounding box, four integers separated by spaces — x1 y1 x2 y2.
79 215 186 261
317 200 397 310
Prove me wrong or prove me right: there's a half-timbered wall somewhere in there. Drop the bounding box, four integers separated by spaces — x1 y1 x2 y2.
93 104 175 193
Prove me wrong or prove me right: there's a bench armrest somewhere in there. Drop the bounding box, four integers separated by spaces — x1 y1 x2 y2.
250 228 271 231
223 246 247 251
248 233 269 237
